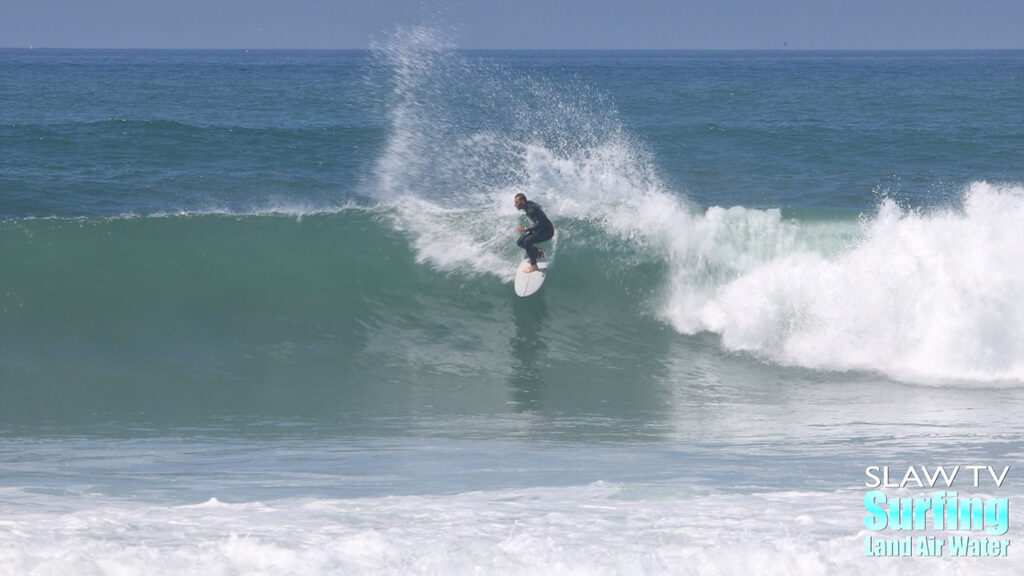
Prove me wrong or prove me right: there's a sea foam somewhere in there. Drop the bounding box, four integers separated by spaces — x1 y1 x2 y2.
687 182 1024 384
2 484 1021 576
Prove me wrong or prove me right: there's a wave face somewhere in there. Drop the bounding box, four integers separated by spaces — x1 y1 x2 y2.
2 40 1023 401
4 181 1023 426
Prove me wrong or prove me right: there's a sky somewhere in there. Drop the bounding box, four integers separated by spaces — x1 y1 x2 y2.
1 0 1022 50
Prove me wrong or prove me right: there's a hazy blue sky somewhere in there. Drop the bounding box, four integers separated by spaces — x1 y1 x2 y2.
2 0 1022 50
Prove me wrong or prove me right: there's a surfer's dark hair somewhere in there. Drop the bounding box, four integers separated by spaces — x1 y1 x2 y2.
514 193 527 201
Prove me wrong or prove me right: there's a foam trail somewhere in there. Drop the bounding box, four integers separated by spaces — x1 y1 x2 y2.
366 27 816 293
368 26 683 280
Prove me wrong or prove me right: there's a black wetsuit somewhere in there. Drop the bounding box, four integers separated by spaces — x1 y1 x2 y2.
517 201 554 265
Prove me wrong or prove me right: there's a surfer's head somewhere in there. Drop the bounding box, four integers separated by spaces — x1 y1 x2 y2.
514 193 527 210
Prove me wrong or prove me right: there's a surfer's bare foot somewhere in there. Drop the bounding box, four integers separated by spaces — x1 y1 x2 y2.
522 264 539 273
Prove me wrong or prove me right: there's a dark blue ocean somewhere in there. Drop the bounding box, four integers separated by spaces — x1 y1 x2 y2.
2 33 1023 574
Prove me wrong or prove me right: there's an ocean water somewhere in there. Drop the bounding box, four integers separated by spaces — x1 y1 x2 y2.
2 31 1023 574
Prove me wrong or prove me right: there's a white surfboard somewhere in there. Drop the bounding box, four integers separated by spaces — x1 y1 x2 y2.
514 257 549 297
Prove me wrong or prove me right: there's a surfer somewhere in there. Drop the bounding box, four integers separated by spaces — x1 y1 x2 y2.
514 193 554 273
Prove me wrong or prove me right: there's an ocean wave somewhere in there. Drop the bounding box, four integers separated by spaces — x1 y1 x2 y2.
5 29 1021 388
360 29 1024 385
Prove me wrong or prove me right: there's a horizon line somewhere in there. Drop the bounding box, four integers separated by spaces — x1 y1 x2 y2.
4 46 1022 52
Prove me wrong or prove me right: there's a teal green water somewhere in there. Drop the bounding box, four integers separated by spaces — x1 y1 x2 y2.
0 211 704 427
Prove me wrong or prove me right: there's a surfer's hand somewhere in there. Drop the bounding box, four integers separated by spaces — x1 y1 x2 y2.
517 225 526 232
